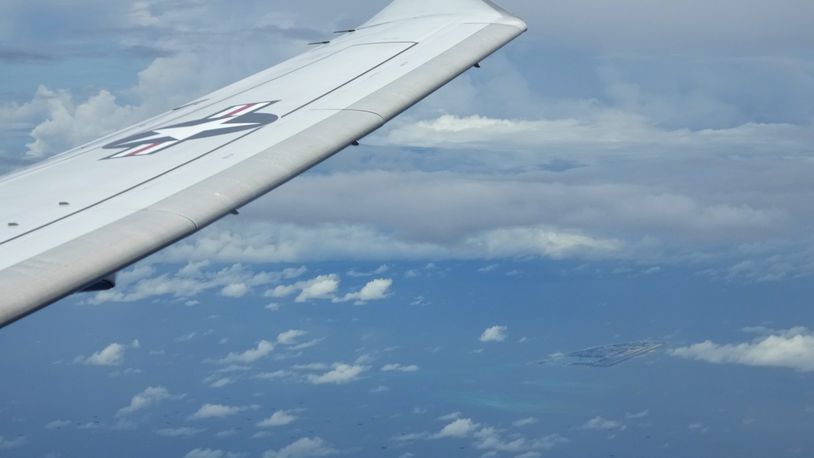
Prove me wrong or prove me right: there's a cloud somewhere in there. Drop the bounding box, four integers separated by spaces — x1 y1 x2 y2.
270 275 340 302
474 428 568 454
581 417 627 431
336 278 393 303
156 427 205 437
393 432 430 442
502 0 814 54
262 437 337 458
117 386 182 416
347 265 389 277
294 363 331 371
671 327 814 372
296 276 340 302
688 423 711 434
277 330 307 346
290 338 324 351
220 282 250 298
422 416 567 454
184 449 242 458
257 361 377 385
0 435 26 450
90 264 307 305
45 420 71 430
434 418 480 438
165 220 625 266
137 144 812 278
381 364 420 373
129 1 159 27
256 370 296 382
626 410 650 419
513 417 538 427
13 87 142 159
189 404 258 420
207 377 233 389
218 340 275 365
308 363 367 385
75 340 139 366
165 224 442 263
131 138 812 283
480 326 508 343
469 227 623 260
257 410 297 428
384 113 810 153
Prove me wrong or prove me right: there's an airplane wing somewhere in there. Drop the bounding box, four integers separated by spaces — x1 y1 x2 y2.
0 0 526 328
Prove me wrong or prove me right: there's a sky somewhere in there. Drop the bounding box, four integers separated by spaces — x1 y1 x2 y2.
1 0 814 457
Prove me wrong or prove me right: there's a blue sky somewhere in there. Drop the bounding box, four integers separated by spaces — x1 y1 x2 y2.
1 1 814 457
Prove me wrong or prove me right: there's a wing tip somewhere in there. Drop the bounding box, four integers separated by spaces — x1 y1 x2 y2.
363 0 528 32
496 13 528 34
483 0 528 32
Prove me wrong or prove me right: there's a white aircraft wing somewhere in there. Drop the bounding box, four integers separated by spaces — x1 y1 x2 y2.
0 0 526 328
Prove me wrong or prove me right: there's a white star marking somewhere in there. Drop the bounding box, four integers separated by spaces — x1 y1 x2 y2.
152 118 259 142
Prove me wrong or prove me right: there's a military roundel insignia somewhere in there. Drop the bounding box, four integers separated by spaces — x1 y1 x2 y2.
102 101 280 160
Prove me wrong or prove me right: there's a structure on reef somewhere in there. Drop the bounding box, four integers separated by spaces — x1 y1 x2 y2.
544 341 665 368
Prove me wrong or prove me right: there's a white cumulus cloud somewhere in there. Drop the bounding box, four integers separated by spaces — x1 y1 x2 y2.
270 275 339 302
218 340 275 365
277 330 307 346
90 263 307 305
480 326 508 343
189 403 258 420
75 340 139 366
117 386 182 416
262 437 337 458
220 282 250 298
296 275 340 302
672 327 814 372
434 418 480 438
336 278 393 303
257 410 297 428
581 417 626 431
474 427 568 454
308 363 367 385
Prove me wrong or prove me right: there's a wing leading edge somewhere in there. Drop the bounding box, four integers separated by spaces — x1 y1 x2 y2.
0 0 526 328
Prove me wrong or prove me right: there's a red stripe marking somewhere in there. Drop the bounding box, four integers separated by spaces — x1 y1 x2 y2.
126 142 159 156
223 103 254 117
